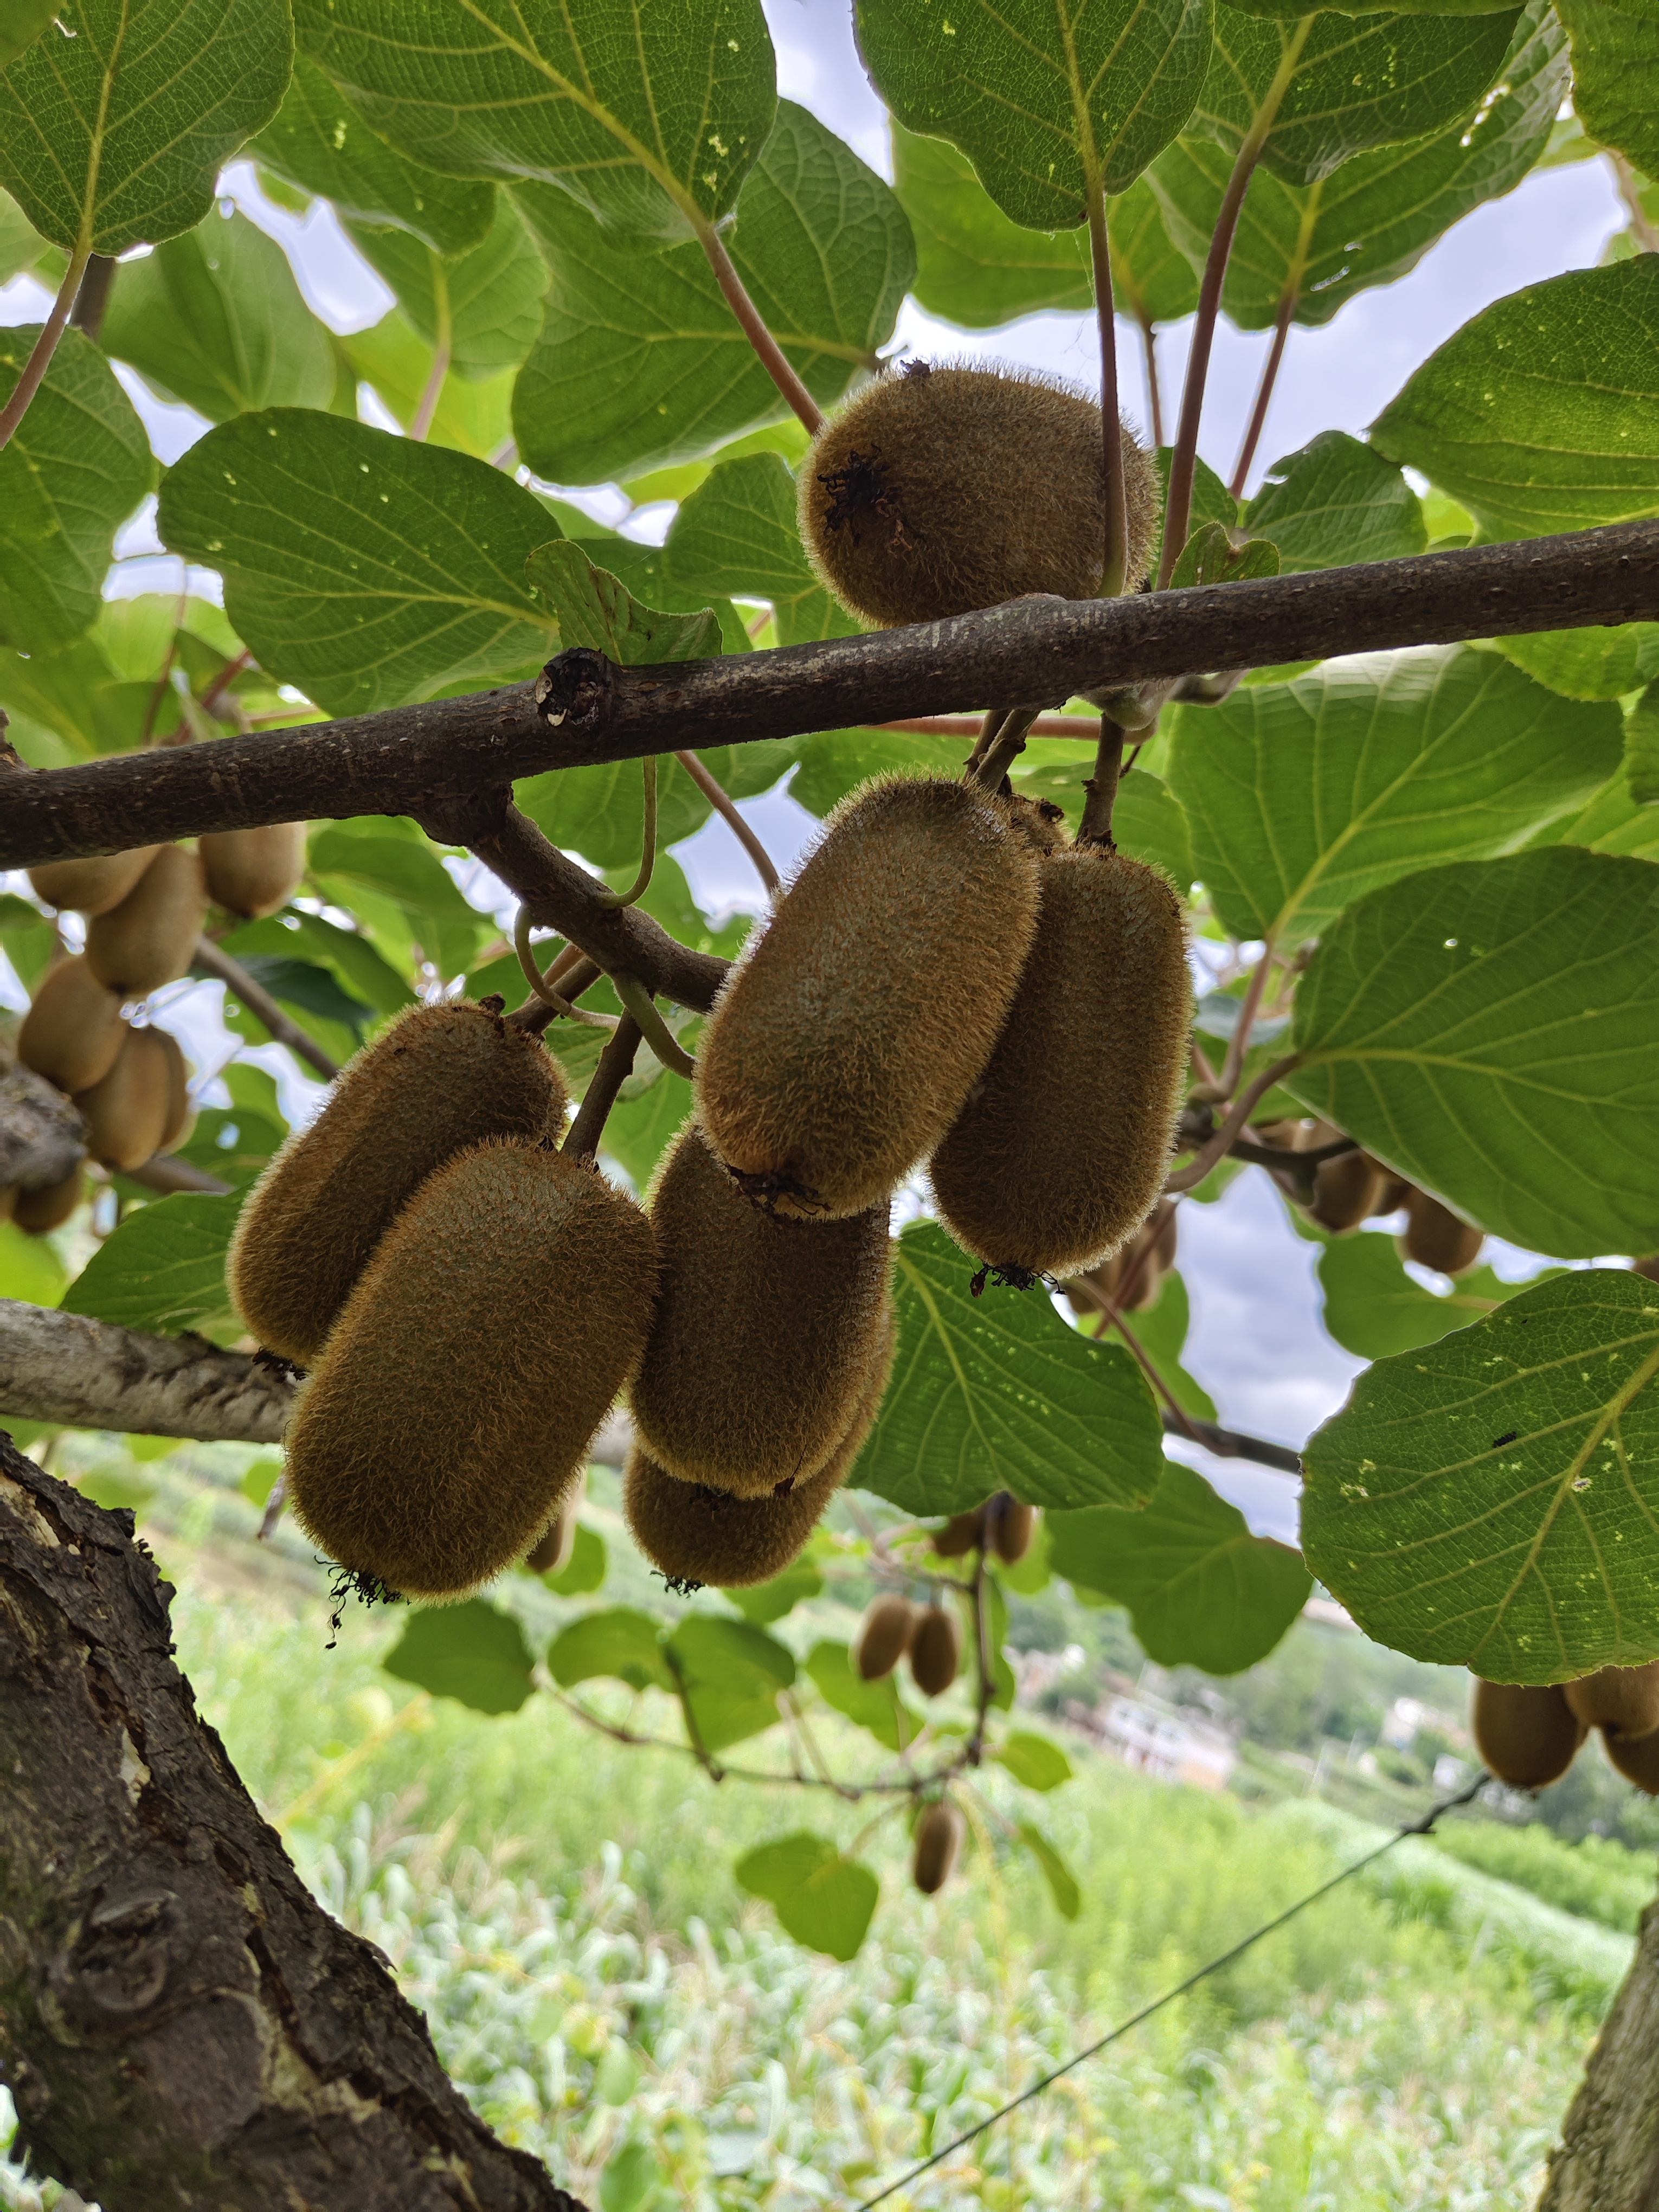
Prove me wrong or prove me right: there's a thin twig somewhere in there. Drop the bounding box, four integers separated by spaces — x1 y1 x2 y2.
198 648 254 721
970 705 1043 790
1072 1274 1205 1443
1230 292 1296 499
1611 152 1659 254
192 936 342 1081
674 749 780 894
0 238 92 453
1139 318 1163 450
1217 946 1274 1097
409 261 452 442
1164 1052 1301 1191
882 714 1103 740
69 253 118 339
698 224 826 435
561 1013 641 1159
610 972 696 1079
513 908 618 1027
594 757 659 909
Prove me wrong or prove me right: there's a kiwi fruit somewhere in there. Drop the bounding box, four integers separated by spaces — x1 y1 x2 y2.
229 999 568 1364
987 1493 1036 1566
696 777 1041 1220
286 1139 658 1600
73 1025 184 1172
933 1508 985 1559
1605 1725 1659 1794
28 847 160 917
625 1297 898 1590
912 1799 965 1897
1308 1149 1389 1234
800 363 1158 627
200 824 308 919
1470 1677 1585 1788
85 845 208 998
1064 1200 1177 1317
157 1031 194 1154
856 1594 918 1683
1403 1189 1483 1276
15 1168 83 1233
1563 1661 1659 1740
629 1121 892 1496
18 957 127 1094
909 1603 961 1697
930 848 1191 1281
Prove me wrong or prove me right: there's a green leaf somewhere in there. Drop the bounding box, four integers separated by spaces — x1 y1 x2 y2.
1302 1269 1659 1682
0 0 55 71
1053 1461 1312 1672
294 0 775 245
1288 846 1659 1259
381 1598 535 1713
1555 0 1659 180
725 1556 823 1625
344 194 548 381
510 101 912 484
1629 684 1659 808
805 1638 921 1754
215 946 374 1043
995 1732 1074 1790
1149 443 1236 573
1018 1823 1082 1918
538 1521 606 1595
857 0 1214 229
342 312 516 459
546 1606 673 1693
1189 5 1523 189
599 2142 660 2212
853 1221 1166 1516
734 1832 880 1960
99 208 337 423
1168 646 1625 944
889 117 1091 327
526 542 722 666
1317 1229 1560 1358
59 1192 243 1342
664 450 859 647
1242 433 1425 571
0 0 292 254
1109 172 1202 328
157 411 556 717
307 819 488 975
286 910 416 1017
237 1457 282 1509
790 726 964 818
666 1612 795 1753
249 54 496 256
0 326 152 654
1371 259 1659 540
1551 760 1659 863
1168 520 1281 588
1495 625 1659 704
0 1219 67 1307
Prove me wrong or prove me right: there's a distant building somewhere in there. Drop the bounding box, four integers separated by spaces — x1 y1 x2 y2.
1070 1690 1237 1792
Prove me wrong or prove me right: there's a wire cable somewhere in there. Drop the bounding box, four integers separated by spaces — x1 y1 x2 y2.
853 1770 1489 2210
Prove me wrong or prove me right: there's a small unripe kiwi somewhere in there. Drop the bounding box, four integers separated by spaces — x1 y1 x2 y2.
28 846 161 917
14 1168 83 1233
912 1798 965 1896
933 1507 985 1559
19 957 127 1093
73 1025 184 1172
909 1602 961 1697
930 848 1191 1281
1403 1188 1483 1276
1308 1148 1388 1234
84 844 207 998
800 363 1158 627
1470 1677 1585 1787
200 824 308 919
856 1594 918 1682
696 777 1041 1220
287 1140 658 1599
229 999 567 1364
987 1493 1036 1566
1563 1661 1659 1740
1606 1725 1659 1794
630 1121 892 1496
157 1030 193 1154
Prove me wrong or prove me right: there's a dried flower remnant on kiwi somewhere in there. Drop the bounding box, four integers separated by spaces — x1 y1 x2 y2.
800 363 1158 628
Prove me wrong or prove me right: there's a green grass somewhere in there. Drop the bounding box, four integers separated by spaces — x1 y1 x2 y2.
1426 1816 1657 1935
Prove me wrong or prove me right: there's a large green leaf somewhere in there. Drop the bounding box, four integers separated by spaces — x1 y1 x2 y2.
890 119 1092 326
249 53 497 256
382 1599 536 1713
1555 0 1659 179
344 195 548 381
1552 766 1659 866
666 1613 794 1753
735 1832 879 1960
545 1606 674 1693
805 1639 921 1754
525 541 722 665
0 327 152 653
857 0 1214 229
1018 1824 1082 1918
1288 847 1659 1259
1494 625 1659 704
157 411 556 717
343 313 516 458
1167 646 1622 944
852 1222 1166 1516
99 208 337 422
1189 5 1522 189
995 1732 1075 1790
306 817 490 975
0 0 292 254
1053 1462 1310 1672
1108 171 1202 329
1371 259 1659 540
59 1192 243 1343
1242 433 1425 572
511 102 913 484
1302 1270 1659 1682
1317 1230 1562 1358
0 0 55 72
663 451 860 647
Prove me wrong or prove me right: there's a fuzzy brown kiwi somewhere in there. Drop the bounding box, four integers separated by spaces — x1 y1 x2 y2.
29 847 160 917
1469 1677 1585 1787
1402 1188 1483 1276
912 1799 965 1896
930 847 1191 1281
18 957 127 1094
73 1025 178 1172
987 1493 1036 1566
15 1168 83 1233
155 1027 193 1154
933 1508 985 1559
1563 1661 1659 1739
229 999 567 1365
286 1140 657 1600
856 1594 918 1682
200 824 308 919
84 844 208 997
696 777 1041 1220
800 363 1158 628
623 1297 898 1590
909 1603 961 1697
1606 1726 1659 1793
1309 1148 1388 1233
630 1121 892 1496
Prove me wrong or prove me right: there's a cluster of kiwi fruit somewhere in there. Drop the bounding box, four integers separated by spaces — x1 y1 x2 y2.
1257 1118 1484 1276
1471 1663 1659 1794
855 1590 963 1697
8 828 305 1228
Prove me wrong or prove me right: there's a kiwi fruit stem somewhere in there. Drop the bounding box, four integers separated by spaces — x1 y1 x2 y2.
1085 175 1129 602
967 705 1040 792
1077 718 1128 847
593 758 658 910
611 972 695 1079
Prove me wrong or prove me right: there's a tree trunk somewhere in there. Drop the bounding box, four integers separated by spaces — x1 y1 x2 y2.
0 1427 587 2211
1537 1893 1659 2211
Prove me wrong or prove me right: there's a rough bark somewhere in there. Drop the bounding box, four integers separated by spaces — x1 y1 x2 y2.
0 1068 86 1193
0 1301 294 1444
0 1427 588 2211
1537 1893 1659 2210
